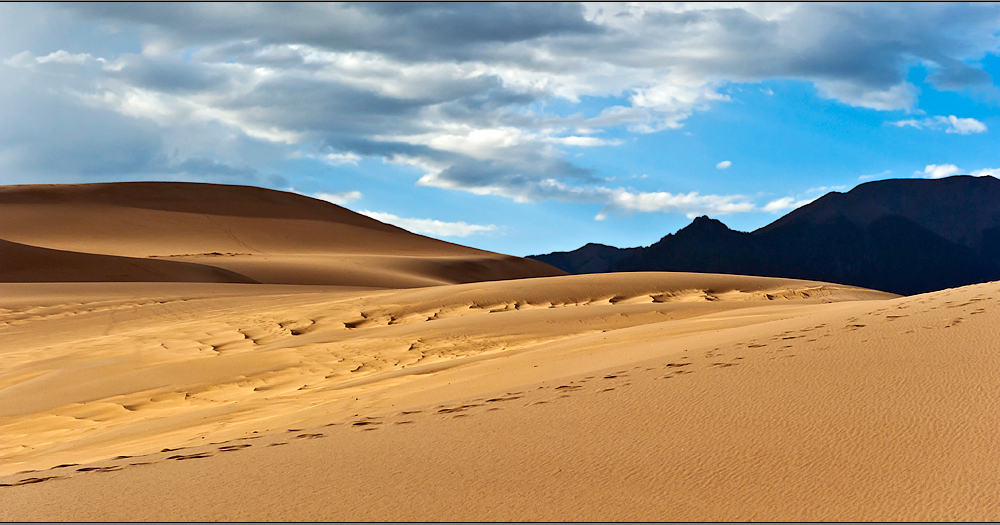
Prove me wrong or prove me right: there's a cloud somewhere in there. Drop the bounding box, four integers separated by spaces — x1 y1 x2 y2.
315 190 362 205
891 115 987 134
3 3 1000 215
942 116 989 134
716 160 732 169
971 168 1000 177
915 164 1000 179
815 81 918 111
762 196 817 213
357 210 497 237
545 136 623 147
597 188 756 220
915 164 964 179
805 185 848 193
318 152 362 166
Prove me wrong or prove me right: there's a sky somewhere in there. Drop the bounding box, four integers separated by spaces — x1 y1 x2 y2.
2 2 1000 257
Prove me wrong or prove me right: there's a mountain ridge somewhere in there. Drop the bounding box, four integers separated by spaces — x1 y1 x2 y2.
529 176 1000 295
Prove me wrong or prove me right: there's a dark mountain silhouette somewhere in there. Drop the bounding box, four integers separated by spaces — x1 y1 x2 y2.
528 176 1000 295
527 243 642 274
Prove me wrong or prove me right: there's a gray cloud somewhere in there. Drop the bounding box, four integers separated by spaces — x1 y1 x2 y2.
69 3 600 61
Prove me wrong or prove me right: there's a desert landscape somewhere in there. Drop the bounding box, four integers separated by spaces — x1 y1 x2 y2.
6 3 1000 522
2 182 999 521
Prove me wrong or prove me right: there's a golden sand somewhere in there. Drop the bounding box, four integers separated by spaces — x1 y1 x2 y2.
1 183 997 521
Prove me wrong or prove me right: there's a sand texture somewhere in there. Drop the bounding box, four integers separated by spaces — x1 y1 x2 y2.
1 183 998 521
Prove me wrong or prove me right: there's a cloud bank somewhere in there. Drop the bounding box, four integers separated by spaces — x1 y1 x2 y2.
915 164 1000 179
891 115 987 134
2 3 999 218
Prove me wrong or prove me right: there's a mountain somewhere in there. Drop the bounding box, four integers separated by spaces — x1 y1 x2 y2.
0 182 564 286
758 175 1000 249
529 176 1000 295
526 243 642 274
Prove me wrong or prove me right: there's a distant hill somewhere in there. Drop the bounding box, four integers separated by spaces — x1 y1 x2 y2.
528 176 1000 295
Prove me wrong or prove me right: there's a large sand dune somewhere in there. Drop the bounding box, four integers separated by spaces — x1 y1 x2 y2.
1 183 998 521
0 182 562 286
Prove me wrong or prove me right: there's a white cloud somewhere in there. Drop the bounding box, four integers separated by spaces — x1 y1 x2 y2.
3 49 101 68
915 164 1000 179
319 152 361 165
36 50 96 65
358 210 497 237
314 190 362 205
915 164 964 179
805 185 848 193
891 119 922 129
762 196 817 213
942 115 988 134
815 81 918 112
970 168 1000 177
3 50 36 67
716 160 732 169
599 188 756 219
545 136 623 147
891 115 987 134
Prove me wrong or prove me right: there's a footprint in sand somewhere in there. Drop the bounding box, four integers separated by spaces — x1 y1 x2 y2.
167 452 214 461
76 466 123 472
218 444 253 452
1 476 62 487
485 395 522 403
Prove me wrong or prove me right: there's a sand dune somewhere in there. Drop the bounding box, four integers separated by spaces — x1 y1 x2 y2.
2 182 998 521
0 182 562 286
8 273 999 520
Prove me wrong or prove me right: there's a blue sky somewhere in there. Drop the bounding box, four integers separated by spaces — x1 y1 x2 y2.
2 3 1000 256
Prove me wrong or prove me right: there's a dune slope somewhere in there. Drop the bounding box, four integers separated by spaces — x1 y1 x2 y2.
0 238 257 283
0 182 563 286
2 278 996 521
9 272 998 521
